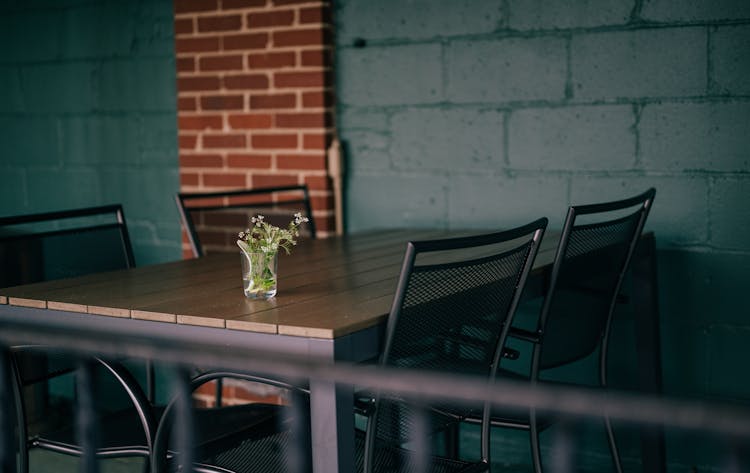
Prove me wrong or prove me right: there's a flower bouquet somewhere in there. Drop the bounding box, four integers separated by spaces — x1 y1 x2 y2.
237 213 309 299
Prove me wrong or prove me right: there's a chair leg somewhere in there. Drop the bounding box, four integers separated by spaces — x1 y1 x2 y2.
604 416 623 473
530 411 543 473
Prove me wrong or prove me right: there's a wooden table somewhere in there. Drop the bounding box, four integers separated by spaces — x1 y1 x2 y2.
0 229 663 472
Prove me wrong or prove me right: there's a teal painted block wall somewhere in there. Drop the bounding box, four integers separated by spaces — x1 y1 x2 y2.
335 0 750 471
0 0 180 266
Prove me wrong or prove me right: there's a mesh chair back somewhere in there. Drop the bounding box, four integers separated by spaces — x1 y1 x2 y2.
176 185 316 257
537 188 656 370
365 218 547 472
0 205 135 288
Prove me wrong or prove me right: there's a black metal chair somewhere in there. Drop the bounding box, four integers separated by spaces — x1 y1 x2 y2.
0 205 157 473
176 185 317 258
471 188 656 473
358 218 547 473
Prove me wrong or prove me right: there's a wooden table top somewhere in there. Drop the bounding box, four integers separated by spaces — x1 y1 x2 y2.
0 229 559 340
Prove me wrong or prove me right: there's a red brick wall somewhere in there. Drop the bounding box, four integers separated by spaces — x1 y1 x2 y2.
174 0 336 258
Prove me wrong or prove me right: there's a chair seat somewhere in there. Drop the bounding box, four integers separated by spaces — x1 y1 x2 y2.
354 428 486 473
33 406 158 457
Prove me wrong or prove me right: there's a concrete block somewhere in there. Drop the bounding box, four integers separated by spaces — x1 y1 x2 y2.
26 168 101 211
569 176 709 247
0 116 59 166
0 67 24 113
0 11 60 62
709 178 750 251
21 63 98 113
711 25 750 96
58 116 140 165
137 114 179 165
707 325 750 400
509 105 635 171
391 108 505 172
445 37 567 103
132 2 176 57
508 0 631 30
657 316 709 396
0 168 27 212
447 174 569 229
335 0 502 43
336 107 389 132
641 0 750 22
60 3 136 59
571 28 706 100
339 130 391 172
346 173 448 232
338 44 443 107
640 102 750 173
99 58 177 112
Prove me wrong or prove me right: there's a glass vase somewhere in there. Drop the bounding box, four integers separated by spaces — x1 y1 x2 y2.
240 251 278 299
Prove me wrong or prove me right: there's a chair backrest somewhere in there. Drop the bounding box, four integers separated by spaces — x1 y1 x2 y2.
0 204 135 288
365 218 548 472
536 188 656 371
176 185 316 258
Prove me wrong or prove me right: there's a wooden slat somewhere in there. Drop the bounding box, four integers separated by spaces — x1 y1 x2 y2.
9 298 46 309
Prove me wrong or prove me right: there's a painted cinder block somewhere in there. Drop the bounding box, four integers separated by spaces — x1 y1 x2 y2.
640 102 750 173
710 25 750 96
447 174 569 229
709 178 750 251
508 0 631 30
20 63 98 114
341 130 392 172
346 173 448 232
445 37 567 103
571 27 707 100
0 116 59 166
390 108 505 172
0 66 24 113
60 3 137 59
0 169 27 212
569 176 709 247
335 0 502 43
99 58 177 112
641 0 750 22
508 105 635 171
337 44 443 107
0 11 61 62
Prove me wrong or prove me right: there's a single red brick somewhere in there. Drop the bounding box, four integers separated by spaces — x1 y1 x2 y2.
251 133 297 149
251 174 299 188
247 10 294 28
247 51 295 69
203 134 247 148
176 56 196 73
228 113 273 129
178 76 221 92
276 112 327 128
182 247 197 260
272 0 316 5
273 28 326 47
313 213 335 233
180 154 224 168
274 71 326 88
203 173 248 187
174 18 194 35
227 153 272 168
201 94 244 110
302 90 331 108
250 93 296 109
198 14 242 32
178 96 197 111
179 134 198 149
277 153 326 170
180 172 200 186
224 74 269 90
179 114 223 130
301 48 330 67
223 0 266 9
199 54 244 71
303 175 331 191
223 32 268 50
175 37 220 54
303 133 327 150
175 0 219 14
311 194 335 212
299 6 327 24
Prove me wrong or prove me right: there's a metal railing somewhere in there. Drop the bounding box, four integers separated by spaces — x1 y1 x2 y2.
2 309 750 473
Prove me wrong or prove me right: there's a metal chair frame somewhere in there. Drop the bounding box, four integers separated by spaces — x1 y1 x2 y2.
176 185 316 258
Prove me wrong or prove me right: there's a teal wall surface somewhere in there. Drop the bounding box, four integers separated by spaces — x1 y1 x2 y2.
334 0 750 471
0 0 180 266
